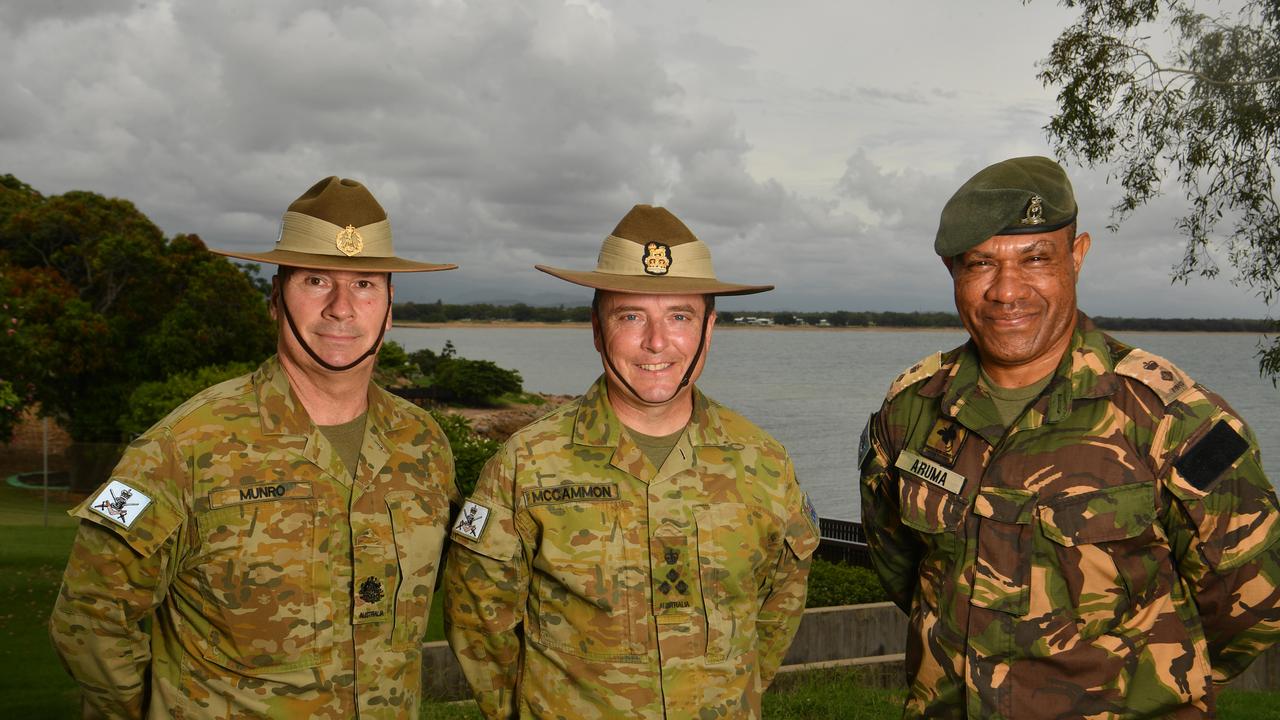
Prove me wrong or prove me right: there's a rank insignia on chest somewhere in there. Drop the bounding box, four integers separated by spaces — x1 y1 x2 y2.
359 576 384 604
921 417 968 468
354 575 389 623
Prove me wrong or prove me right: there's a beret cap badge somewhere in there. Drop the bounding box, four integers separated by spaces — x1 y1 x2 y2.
1020 195 1045 226
642 242 671 276
335 225 364 257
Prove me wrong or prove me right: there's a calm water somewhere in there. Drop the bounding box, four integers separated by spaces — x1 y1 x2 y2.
387 325 1280 521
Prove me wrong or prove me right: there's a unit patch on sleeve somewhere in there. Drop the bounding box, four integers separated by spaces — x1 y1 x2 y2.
858 414 873 470
89 480 153 529
1174 420 1250 492
452 500 491 541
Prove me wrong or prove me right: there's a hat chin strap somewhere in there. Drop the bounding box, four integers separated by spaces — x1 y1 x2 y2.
600 309 711 408
279 286 391 373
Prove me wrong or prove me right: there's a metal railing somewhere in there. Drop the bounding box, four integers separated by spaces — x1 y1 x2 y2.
816 517 872 567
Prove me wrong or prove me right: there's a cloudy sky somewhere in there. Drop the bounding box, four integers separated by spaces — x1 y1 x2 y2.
1 0 1266 317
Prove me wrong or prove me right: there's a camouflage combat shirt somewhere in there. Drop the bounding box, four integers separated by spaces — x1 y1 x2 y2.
860 315 1280 719
444 377 819 719
49 356 459 719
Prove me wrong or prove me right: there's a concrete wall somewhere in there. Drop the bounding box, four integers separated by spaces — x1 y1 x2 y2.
425 602 1280 701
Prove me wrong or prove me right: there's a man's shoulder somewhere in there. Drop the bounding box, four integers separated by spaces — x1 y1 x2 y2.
884 350 949 404
705 399 787 457
501 394 585 447
155 370 259 436
373 386 448 439
1112 346 1198 407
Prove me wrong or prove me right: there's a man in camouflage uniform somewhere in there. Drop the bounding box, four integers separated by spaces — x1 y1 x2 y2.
49 176 460 718
444 204 819 718
859 156 1280 718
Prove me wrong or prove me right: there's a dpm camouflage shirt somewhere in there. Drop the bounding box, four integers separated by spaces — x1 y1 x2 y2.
860 315 1280 719
49 356 459 719
444 377 818 719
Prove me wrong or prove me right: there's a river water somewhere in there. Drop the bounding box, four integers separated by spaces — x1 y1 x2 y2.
387 325 1280 521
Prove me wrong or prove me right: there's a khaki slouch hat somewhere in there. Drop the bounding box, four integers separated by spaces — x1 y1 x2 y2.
213 176 456 273
536 204 772 296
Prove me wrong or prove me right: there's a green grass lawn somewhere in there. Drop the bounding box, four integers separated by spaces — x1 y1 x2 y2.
0 482 82 718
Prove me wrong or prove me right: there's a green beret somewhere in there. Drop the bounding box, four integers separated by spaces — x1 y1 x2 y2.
934 156 1077 256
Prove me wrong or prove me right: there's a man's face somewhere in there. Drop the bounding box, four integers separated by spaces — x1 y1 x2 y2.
947 228 1091 379
272 268 393 373
593 292 715 408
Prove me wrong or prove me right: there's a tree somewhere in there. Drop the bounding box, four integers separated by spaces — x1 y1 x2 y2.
0 175 276 443
1035 0 1280 375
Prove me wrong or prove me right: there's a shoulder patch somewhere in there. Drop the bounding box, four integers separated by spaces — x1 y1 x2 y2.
1114 348 1196 406
1175 420 1250 492
452 500 491 541
88 480 153 529
885 352 943 402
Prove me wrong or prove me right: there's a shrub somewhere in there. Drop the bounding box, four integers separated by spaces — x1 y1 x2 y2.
805 558 888 608
374 339 415 385
429 411 501 497
120 361 258 438
433 358 523 405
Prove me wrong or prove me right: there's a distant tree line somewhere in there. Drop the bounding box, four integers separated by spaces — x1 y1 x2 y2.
395 302 1271 333
397 300 591 323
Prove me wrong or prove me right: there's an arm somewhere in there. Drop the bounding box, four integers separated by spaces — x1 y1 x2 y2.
1158 394 1280 683
859 409 924 613
49 432 184 719
755 457 818 687
443 446 528 720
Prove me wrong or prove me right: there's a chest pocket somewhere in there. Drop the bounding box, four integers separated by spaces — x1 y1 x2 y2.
386 490 452 649
696 502 770 663
526 499 646 661
189 486 328 673
1038 481 1162 638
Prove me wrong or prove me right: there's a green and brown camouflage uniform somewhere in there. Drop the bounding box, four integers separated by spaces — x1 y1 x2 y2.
860 314 1280 719
444 377 818 719
49 356 459 719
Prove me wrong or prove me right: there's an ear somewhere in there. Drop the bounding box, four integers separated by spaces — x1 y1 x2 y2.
591 310 603 353
1070 232 1091 273
385 281 395 332
941 255 955 275
269 275 282 321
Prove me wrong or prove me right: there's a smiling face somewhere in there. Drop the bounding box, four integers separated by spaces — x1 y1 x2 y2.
592 291 715 419
272 267 393 375
947 227 1091 386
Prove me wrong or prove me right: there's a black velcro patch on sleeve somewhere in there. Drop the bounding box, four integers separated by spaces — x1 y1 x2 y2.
1174 420 1250 492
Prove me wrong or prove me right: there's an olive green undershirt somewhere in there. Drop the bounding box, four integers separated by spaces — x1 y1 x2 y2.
318 412 368 478
978 369 1053 428
627 426 686 470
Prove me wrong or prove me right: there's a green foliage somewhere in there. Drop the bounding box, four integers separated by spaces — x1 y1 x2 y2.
119 362 258 438
429 411 501 497
1034 0 1280 377
409 347 444 377
805 558 889 608
433 359 524 405
0 175 275 441
375 339 416 386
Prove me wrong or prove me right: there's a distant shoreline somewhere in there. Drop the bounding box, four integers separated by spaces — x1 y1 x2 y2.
392 320 1264 334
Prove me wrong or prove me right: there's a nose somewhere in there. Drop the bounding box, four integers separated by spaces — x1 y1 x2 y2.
322 283 355 320
985 263 1030 305
641 319 668 353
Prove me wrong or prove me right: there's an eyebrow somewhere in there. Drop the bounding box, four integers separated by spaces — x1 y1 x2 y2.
611 304 700 314
966 238 1057 259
